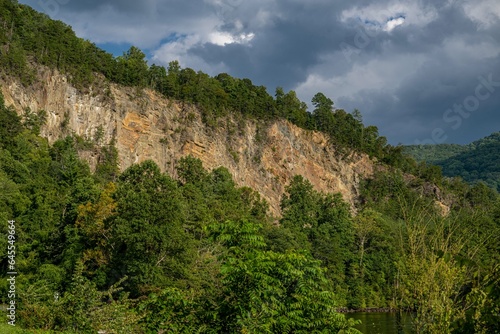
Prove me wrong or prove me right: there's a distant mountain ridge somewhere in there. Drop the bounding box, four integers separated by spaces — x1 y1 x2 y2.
405 132 500 191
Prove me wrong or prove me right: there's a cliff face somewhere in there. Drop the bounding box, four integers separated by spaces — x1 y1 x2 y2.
1 67 374 216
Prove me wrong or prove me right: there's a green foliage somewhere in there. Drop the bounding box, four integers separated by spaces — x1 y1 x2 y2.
349 209 387 308
115 46 149 87
139 287 208 333
307 92 413 166
281 175 321 231
176 155 209 186
359 167 500 332
0 93 23 150
404 143 467 165
0 3 498 331
275 86 309 127
456 265 500 334
109 160 194 295
394 212 468 334
19 261 142 332
21 108 47 135
94 143 119 184
210 219 361 333
405 132 500 191
0 116 498 333
280 175 359 306
49 136 92 188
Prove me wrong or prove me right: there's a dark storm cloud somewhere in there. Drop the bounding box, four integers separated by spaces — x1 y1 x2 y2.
19 0 500 144
21 0 216 47
190 11 352 90
347 25 500 145
31 0 208 17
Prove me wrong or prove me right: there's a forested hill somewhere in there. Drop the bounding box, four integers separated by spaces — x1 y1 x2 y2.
0 0 418 171
403 143 468 165
405 132 500 191
0 1 499 333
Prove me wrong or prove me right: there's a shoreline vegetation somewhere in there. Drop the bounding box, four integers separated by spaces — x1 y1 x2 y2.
0 0 499 333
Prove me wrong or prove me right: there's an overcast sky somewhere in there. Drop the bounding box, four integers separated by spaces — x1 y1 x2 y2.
20 0 500 144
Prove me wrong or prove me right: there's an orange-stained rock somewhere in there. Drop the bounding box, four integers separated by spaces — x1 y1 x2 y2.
2 67 377 216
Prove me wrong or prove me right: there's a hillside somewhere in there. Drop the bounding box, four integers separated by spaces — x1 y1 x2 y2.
0 0 416 215
0 0 417 169
404 143 468 165
0 1 499 333
405 132 500 191
1 66 376 216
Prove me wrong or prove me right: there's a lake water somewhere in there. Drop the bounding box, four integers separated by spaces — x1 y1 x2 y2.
347 312 415 334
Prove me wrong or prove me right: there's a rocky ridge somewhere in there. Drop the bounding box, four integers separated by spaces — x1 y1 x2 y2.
1 67 375 216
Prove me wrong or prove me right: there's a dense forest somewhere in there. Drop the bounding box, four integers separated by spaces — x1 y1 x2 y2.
406 132 500 191
404 144 468 166
0 0 499 333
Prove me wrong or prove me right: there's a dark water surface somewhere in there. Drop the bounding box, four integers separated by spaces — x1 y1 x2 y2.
347 312 415 334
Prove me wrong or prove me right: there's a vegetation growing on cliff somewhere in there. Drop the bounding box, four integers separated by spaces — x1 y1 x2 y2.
0 1 499 333
0 0 422 175
0 96 363 332
0 93 499 333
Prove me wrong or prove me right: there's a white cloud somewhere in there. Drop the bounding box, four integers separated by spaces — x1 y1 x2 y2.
209 31 255 46
209 31 236 46
385 17 405 31
150 35 226 74
150 28 254 73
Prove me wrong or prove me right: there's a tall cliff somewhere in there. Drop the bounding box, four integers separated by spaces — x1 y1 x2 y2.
1 67 374 215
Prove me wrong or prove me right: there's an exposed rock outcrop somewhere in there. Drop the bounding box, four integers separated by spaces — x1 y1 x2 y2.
1 67 375 216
